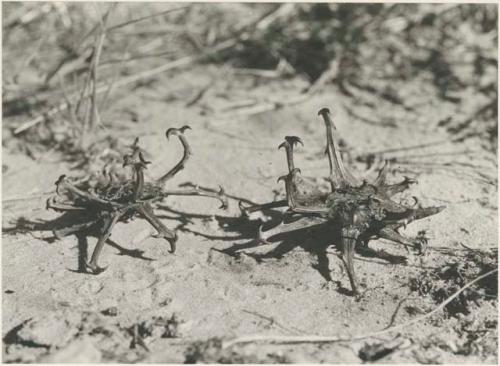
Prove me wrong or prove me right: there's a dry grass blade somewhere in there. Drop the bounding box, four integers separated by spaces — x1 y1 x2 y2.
12 54 195 135
80 4 113 147
77 6 188 47
106 6 189 32
13 4 289 136
222 268 497 348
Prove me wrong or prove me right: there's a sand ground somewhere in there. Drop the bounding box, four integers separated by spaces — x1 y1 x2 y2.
2 63 498 362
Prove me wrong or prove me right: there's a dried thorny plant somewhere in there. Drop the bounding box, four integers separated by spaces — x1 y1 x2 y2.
46 126 228 274
241 108 445 297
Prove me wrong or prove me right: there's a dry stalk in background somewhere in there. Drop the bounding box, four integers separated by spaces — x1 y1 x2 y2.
75 3 114 149
12 4 294 136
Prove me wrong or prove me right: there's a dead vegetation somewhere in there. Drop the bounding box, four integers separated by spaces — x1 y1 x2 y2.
409 248 498 317
2 2 498 364
4 3 497 155
3 309 187 363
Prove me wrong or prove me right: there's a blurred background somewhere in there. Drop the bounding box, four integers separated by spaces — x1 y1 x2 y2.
3 3 497 165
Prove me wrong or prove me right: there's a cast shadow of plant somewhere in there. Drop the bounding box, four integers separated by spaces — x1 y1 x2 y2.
3 212 155 274
155 192 409 295
3 185 407 289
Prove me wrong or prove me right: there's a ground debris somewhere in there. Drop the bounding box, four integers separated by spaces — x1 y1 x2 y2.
184 337 289 364
409 249 498 317
2 309 185 363
5 312 80 349
358 336 411 362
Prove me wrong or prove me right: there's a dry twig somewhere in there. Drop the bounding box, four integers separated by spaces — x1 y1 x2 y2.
222 268 497 348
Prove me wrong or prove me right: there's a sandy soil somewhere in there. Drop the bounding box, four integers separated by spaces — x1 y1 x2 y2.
2 61 497 364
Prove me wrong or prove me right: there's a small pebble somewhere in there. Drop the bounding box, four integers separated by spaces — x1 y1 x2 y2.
101 307 119 317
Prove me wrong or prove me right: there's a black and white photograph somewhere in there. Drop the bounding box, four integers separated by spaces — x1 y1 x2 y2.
2 1 498 363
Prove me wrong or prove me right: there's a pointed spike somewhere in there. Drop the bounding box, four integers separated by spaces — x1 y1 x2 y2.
383 176 418 197
413 205 446 220
277 174 288 184
218 185 229 209
318 108 336 129
138 152 151 164
137 152 151 168
318 107 359 187
152 232 177 253
166 125 191 139
374 160 390 186
130 137 140 150
285 136 303 147
55 175 68 195
55 174 67 186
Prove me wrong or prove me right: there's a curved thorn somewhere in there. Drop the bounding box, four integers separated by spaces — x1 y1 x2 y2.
153 232 178 253
318 107 331 116
168 236 177 253
122 155 130 167
318 107 336 129
277 174 288 184
318 107 331 115
55 174 67 185
285 136 303 147
55 175 68 195
166 125 192 139
131 137 140 149
218 185 229 209
138 151 152 167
